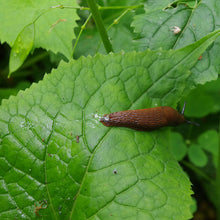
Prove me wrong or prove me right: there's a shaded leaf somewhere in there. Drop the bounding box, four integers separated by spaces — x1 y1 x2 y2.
0 81 31 103
188 144 208 167
170 132 187 161
198 130 218 167
181 78 220 117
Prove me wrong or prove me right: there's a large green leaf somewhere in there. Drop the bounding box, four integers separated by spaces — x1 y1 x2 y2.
0 0 78 59
0 30 220 219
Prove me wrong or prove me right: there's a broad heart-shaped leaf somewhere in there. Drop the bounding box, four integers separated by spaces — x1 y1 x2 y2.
0 31 220 219
0 0 78 59
132 0 220 86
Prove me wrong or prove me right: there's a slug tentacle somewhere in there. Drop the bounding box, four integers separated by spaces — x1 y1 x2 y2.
181 101 186 115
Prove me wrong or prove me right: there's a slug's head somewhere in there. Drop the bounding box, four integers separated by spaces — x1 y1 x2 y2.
100 114 111 127
163 106 185 126
163 102 199 126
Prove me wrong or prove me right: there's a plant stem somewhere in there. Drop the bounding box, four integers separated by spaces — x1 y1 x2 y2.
98 5 143 10
217 118 220 220
107 9 130 30
95 8 130 53
72 14 92 58
51 5 90 10
86 0 113 53
21 51 49 69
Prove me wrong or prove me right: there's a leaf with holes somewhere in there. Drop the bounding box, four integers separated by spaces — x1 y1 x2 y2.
0 30 220 219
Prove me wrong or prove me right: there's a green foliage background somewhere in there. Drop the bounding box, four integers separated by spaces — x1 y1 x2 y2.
0 0 219 219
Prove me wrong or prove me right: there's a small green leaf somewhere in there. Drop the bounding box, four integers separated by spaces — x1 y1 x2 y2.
198 130 218 167
170 132 187 161
9 23 35 76
199 130 218 154
188 144 208 167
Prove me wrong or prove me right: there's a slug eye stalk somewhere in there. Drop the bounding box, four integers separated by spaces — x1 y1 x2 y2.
186 120 200 126
181 101 186 115
182 101 200 126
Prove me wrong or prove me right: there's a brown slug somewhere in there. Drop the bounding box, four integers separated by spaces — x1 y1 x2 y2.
100 102 199 131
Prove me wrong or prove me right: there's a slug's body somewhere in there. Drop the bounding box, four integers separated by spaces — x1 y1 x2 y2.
100 105 197 131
